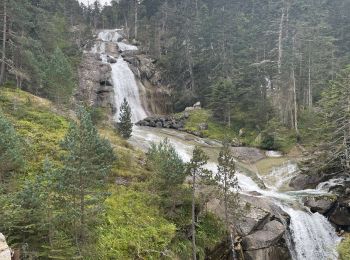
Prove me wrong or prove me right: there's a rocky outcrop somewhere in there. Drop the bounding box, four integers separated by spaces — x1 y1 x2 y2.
185 101 202 112
77 29 170 120
289 172 327 190
303 195 337 214
76 52 116 117
0 233 11 260
207 195 292 260
230 147 266 163
136 115 186 130
244 245 291 260
329 197 350 228
122 52 171 114
136 112 213 138
242 220 285 250
293 173 350 230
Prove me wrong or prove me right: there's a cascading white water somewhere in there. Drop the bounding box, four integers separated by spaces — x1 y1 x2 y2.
92 29 147 123
111 57 147 122
91 29 340 260
283 206 340 260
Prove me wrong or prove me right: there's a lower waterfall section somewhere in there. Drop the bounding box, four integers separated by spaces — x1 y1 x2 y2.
283 207 340 260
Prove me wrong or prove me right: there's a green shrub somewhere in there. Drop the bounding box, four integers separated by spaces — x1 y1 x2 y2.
338 235 350 260
95 188 176 259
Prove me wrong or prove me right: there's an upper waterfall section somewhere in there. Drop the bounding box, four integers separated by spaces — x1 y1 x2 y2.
91 29 148 123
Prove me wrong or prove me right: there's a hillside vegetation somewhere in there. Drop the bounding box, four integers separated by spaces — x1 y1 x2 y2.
0 87 224 259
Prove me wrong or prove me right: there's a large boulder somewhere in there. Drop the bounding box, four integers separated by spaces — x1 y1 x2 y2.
242 220 285 250
303 195 337 214
289 173 327 190
230 147 265 163
0 233 11 260
193 101 201 109
235 205 270 237
244 245 291 260
329 198 350 227
207 195 291 260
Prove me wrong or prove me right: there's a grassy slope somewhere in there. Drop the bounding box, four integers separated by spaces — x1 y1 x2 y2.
0 88 224 259
0 88 148 178
184 108 330 154
183 109 236 140
0 88 174 254
182 109 297 152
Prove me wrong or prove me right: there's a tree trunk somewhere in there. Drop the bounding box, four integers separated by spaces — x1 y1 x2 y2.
0 0 7 85
308 41 312 108
79 173 85 245
277 7 285 76
224 174 237 260
192 170 197 260
291 36 299 134
345 95 350 171
292 67 299 134
134 0 138 39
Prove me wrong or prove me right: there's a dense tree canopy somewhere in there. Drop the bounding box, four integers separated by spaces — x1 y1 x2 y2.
87 0 350 134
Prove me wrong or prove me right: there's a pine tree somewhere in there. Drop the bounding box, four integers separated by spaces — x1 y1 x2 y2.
44 47 74 105
216 142 240 259
0 112 24 182
147 138 186 213
60 107 116 252
210 78 235 127
0 0 7 85
186 146 210 260
118 98 133 139
316 66 350 176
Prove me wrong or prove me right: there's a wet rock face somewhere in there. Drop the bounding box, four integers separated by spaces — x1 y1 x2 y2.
122 53 171 114
238 196 292 260
244 245 291 260
296 174 350 230
76 53 116 116
289 173 326 190
242 220 285 250
303 195 336 214
207 195 292 260
0 233 11 260
329 198 350 227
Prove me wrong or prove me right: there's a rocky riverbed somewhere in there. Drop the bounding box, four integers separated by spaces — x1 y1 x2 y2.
291 173 350 231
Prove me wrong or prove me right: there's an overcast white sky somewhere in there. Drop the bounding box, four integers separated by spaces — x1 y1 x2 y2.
78 0 112 6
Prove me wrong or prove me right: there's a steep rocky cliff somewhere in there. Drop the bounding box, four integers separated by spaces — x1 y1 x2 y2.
77 52 116 117
76 30 170 120
122 52 172 114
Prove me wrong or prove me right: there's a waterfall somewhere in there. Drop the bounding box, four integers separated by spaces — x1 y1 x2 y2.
91 29 340 260
111 57 147 123
92 29 148 123
283 206 340 260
